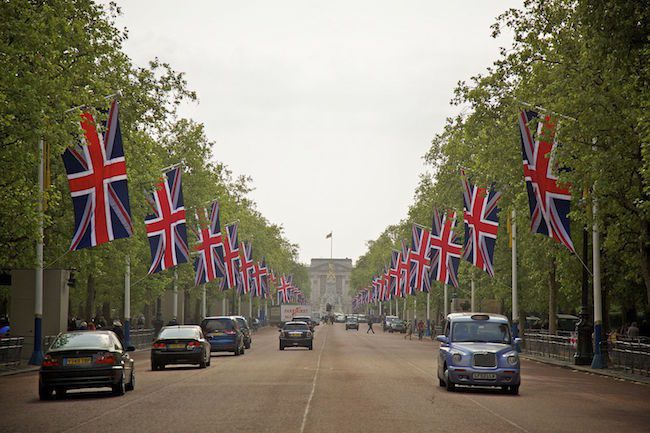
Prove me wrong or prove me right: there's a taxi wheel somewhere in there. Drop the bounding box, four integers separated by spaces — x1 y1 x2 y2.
199 357 207 369
504 385 519 395
206 354 211 367
444 366 455 392
55 387 67 399
308 343 313 350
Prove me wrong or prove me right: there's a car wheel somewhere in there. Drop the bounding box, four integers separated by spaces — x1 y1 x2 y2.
126 371 135 391
199 354 207 369
444 366 455 392
55 387 67 399
39 382 53 400
308 343 313 350
245 341 251 349
112 375 126 396
240 345 245 355
206 354 211 367
280 343 285 350
505 385 519 395
439 377 445 387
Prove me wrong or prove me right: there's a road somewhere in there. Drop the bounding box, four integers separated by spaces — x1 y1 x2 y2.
1 324 649 433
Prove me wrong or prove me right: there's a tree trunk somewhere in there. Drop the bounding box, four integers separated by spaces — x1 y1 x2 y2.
548 257 558 335
639 221 650 308
85 273 95 322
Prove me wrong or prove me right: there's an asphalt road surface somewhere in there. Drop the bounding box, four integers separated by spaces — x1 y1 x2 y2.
1 324 649 433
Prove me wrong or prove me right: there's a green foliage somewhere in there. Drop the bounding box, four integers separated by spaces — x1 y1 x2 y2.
1 0 306 319
353 0 649 319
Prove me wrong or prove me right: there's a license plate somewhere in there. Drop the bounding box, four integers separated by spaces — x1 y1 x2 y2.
169 343 186 349
473 373 497 380
64 357 91 366
289 332 302 337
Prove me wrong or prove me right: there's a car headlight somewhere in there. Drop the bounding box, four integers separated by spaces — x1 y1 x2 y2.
452 353 462 363
506 353 519 366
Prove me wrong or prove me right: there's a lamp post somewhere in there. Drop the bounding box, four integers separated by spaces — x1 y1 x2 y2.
574 226 593 365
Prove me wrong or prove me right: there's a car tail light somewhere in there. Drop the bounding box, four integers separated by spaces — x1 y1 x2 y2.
152 342 166 349
187 341 201 348
95 353 118 365
41 355 60 367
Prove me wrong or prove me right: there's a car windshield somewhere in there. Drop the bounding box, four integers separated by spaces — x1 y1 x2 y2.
347 318 357 322
49 333 112 351
452 321 511 343
393 320 404 325
284 323 309 330
202 319 234 332
159 327 200 339
235 318 248 329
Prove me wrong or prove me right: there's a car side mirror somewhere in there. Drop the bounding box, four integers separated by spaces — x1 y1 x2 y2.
513 337 522 352
126 345 136 352
278 329 282 332
435 335 449 344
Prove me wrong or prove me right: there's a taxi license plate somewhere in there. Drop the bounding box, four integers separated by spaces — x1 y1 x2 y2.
473 373 497 380
169 343 186 349
64 357 91 366
289 332 302 337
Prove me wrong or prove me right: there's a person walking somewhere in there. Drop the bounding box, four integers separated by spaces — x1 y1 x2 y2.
417 320 425 340
404 320 413 340
367 320 375 334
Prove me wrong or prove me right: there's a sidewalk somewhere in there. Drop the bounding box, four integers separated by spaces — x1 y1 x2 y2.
0 363 39 377
521 353 650 386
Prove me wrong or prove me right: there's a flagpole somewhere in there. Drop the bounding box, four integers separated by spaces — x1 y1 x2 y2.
591 186 607 369
201 284 206 319
330 231 333 259
29 137 45 365
511 209 519 338
470 274 476 312
172 268 178 321
248 294 252 321
444 285 449 317
426 292 431 336
124 255 131 348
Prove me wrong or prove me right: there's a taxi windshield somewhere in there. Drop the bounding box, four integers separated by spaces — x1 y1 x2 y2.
452 321 511 343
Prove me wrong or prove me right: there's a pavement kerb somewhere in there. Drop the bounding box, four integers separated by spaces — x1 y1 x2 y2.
520 353 650 386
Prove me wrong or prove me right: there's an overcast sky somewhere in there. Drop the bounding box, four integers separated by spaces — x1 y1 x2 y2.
112 0 522 264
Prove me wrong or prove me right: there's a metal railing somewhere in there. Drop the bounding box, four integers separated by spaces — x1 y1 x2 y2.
609 339 650 376
0 337 24 369
128 328 155 349
522 332 575 362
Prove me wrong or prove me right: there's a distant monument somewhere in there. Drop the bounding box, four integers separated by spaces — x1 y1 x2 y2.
309 258 353 313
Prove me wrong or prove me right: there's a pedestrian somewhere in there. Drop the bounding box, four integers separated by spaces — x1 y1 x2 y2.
417 320 425 340
86 321 96 331
627 322 640 339
404 320 412 340
367 320 375 334
111 319 125 346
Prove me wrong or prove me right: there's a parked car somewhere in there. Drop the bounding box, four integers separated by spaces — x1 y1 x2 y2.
345 317 359 330
200 316 245 356
383 315 399 331
279 321 313 350
334 314 346 323
232 316 252 349
293 315 317 332
557 314 580 335
39 330 135 400
357 314 369 323
389 319 407 333
151 325 211 370
436 313 521 394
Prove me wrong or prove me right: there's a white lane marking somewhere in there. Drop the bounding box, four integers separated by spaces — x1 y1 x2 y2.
299 326 329 433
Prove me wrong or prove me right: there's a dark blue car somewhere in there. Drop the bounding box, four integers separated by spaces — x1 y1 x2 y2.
200 316 245 356
436 313 521 394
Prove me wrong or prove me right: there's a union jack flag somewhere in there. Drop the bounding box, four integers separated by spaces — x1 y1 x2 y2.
372 276 382 302
218 223 241 290
518 110 574 252
62 99 133 250
409 224 433 293
398 241 412 296
388 250 401 297
381 266 391 301
238 241 255 295
193 201 224 286
429 209 462 288
252 259 269 298
277 275 290 303
461 171 502 277
144 167 189 274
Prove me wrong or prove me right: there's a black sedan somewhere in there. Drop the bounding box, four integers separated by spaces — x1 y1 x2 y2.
151 325 211 370
39 330 135 400
279 321 313 350
232 316 252 349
